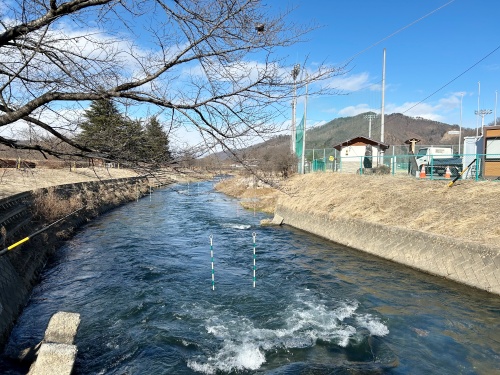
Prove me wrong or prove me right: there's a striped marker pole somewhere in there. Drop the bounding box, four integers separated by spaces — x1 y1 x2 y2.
210 235 215 290
252 232 257 288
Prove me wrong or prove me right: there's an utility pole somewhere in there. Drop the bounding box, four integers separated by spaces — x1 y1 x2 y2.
475 109 492 136
495 90 498 126
364 113 377 138
380 48 386 164
459 92 464 155
291 64 300 154
301 75 308 174
476 81 480 137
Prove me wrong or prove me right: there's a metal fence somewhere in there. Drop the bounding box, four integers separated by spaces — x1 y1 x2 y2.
300 148 498 181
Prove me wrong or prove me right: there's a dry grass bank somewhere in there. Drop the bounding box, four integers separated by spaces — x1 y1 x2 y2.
215 176 281 214
217 173 500 248
0 167 212 199
3 168 498 248
0 167 139 199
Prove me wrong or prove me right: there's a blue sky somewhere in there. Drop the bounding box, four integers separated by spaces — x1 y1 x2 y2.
2 0 498 149
276 0 500 132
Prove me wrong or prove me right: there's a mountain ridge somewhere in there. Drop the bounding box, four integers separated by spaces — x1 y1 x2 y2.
237 112 480 159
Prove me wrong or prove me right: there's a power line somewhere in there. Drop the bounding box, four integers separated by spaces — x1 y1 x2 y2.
365 43 500 131
323 2 454 99
401 43 500 116
345 0 456 63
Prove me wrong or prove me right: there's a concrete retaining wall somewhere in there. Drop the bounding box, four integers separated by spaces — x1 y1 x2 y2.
0 176 152 351
275 204 500 296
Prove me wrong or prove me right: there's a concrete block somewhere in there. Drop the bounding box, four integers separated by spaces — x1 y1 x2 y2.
27 343 77 375
271 214 284 225
44 311 80 345
485 272 499 292
493 255 500 268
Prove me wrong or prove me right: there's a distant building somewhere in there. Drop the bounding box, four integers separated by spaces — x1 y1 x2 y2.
333 136 390 172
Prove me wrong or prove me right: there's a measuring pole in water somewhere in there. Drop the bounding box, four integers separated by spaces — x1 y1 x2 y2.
252 232 257 288
210 235 215 290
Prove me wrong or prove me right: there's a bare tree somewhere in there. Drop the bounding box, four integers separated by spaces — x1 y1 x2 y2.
0 0 342 166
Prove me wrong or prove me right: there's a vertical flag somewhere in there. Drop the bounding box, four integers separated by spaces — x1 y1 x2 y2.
295 115 305 159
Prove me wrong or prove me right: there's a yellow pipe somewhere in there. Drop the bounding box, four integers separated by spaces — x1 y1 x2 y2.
7 237 30 250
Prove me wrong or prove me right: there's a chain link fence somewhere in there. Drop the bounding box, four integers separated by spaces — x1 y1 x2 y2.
299 145 498 181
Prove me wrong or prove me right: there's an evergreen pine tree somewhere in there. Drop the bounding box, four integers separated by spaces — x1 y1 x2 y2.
79 100 171 165
144 117 171 165
78 99 124 153
118 119 148 162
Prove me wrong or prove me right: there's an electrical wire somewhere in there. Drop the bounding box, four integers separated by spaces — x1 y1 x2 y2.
401 44 500 116
344 0 456 64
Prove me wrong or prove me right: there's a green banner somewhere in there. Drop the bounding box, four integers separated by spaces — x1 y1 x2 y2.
295 115 304 158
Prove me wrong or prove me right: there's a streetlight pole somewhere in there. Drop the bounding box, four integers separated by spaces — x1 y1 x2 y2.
495 90 498 126
476 81 480 137
380 48 386 166
380 49 386 145
364 114 377 138
459 92 463 154
475 109 492 136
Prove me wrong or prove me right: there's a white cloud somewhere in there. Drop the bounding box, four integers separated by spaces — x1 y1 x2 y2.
333 99 446 122
307 119 327 128
385 101 445 122
170 125 205 148
435 92 466 113
326 72 377 92
385 92 468 122
338 104 378 117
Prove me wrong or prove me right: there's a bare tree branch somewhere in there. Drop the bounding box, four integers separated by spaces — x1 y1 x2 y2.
0 0 345 166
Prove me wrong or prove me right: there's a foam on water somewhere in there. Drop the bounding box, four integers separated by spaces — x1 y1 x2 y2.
356 313 390 336
188 341 265 374
186 291 389 373
220 222 252 230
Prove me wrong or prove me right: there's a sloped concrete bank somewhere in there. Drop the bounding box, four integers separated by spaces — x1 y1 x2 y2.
275 204 500 296
0 176 153 352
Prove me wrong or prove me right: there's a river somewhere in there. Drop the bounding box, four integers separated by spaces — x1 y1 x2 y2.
1 180 499 374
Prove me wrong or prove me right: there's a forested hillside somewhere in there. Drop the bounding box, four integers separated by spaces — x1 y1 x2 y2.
305 112 477 148
246 112 479 157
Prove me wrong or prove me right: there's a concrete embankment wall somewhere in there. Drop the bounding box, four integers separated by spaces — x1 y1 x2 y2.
275 204 500 296
0 176 154 351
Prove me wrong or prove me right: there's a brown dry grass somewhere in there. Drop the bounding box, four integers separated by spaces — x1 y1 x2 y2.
0 167 139 199
32 187 85 222
218 173 500 248
0 166 213 202
4 167 498 248
215 176 280 214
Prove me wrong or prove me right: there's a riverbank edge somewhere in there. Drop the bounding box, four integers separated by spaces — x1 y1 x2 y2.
274 204 500 296
0 176 156 354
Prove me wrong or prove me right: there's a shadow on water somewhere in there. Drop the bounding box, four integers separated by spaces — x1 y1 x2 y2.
1 181 499 374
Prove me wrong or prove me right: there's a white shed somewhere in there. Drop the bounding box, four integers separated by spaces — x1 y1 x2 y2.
333 136 390 172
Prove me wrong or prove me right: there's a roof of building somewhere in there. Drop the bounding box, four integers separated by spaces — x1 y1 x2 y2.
332 136 390 151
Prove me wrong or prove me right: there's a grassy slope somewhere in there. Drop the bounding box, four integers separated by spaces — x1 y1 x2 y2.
217 173 500 248
4 168 498 248
0 167 140 199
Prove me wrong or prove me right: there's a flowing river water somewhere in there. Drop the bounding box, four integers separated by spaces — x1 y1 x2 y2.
1 180 499 374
